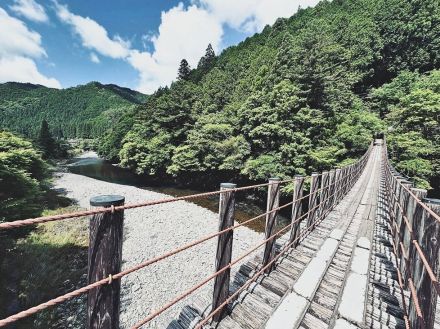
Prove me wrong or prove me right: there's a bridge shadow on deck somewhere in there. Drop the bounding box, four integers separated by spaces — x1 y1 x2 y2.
365 171 407 329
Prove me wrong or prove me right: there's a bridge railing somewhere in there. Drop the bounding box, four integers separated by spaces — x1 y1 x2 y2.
382 140 440 329
0 143 373 329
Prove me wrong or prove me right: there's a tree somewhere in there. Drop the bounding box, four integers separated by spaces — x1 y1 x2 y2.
177 59 191 81
0 131 49 222
198 44 216 70
37 120 56 158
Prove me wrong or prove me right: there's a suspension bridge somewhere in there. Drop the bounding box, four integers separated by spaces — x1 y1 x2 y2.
0 139 439 329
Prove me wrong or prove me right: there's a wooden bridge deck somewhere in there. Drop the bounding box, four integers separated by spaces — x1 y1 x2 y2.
169 141 440 329
170 143 410 328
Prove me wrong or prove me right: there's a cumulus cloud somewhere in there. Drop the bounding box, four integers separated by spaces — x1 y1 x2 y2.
90 52 100 63
196 0 320 32
9 0 48 23
53 0 319 93
54 1 130 59
129 3 223 93
0 7 60 88
0 57 60 88
54 2 222 93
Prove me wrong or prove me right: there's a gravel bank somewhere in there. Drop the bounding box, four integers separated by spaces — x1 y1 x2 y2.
54 172 263 328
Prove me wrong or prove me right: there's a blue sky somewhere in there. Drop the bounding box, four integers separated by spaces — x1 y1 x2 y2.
0 0 320 93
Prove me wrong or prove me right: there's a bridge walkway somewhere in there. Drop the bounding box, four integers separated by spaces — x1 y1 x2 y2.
175 144 386 328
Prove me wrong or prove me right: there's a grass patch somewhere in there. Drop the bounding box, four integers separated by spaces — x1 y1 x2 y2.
1 207 88 329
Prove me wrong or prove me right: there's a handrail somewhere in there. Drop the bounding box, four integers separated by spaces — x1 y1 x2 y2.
382 137 440 329
0 142 373 328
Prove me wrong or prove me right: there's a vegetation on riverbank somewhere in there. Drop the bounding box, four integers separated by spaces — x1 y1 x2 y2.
0 131 88 328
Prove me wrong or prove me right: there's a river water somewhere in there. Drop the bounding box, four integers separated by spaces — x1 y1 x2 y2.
66 153 291 233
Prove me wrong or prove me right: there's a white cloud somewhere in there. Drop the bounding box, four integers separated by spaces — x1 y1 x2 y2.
0 7 46 58
0 7 60 88
0 56 60 88
90 52 100 63
54 2 223 93
196 0 320 33
129 3 223 93
9 0 48 23
53 0 319 93
55 2 130 59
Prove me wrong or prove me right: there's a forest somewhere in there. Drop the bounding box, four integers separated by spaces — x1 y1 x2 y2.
95 0 439 191
0 81 146 139
0 0 439 193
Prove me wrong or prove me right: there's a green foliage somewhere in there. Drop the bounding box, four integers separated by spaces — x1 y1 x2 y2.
178 59 191 81
373 70 440 189
0 82 145 139
104 0 439 186
0 131 49 222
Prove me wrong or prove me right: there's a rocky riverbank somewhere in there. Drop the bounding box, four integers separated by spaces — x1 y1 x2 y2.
54 172 263 328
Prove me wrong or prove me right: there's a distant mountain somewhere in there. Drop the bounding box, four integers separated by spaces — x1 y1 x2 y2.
0 82 147 139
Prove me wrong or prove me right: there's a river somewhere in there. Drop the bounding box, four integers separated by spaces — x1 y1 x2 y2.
66 152 290 233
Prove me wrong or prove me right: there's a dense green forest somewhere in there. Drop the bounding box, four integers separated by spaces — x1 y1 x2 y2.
0 0 438 191
0 82 147 139
93 0 439 191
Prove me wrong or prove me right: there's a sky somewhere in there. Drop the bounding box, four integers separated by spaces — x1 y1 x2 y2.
0 0 320 94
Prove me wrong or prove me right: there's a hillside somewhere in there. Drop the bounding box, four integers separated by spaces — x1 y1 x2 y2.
0 82 147 139
97 0 438 189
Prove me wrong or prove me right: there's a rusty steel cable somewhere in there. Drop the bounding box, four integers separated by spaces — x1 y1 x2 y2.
131 205 313 328
383 167 425 321
132 169 361 328
0 161 360 328
0 144 372 231
383 165 440 294
194 207 334 329
384 156 440 224
0 148 369 327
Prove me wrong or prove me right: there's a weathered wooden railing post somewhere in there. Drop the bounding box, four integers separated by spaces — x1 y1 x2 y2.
319 171 330 218
88 195 125 329
409 198 440 329
306 172 319 229
392 177 405 253
395 180 412 260
327 169 336 209
408 187 427 328
333 168 342 206
401 188 426 285
262 178 281 274
212 183 236 322
289 175 305 247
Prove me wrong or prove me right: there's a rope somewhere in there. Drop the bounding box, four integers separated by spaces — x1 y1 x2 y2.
130 165 364 328
0 143 371 327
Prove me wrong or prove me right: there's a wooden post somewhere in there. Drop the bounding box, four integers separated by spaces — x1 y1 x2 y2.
401 188 426 285
327 169 336 210
392 178 406 254
407 189 427 328
306 173 320 229
289 175 305 247
341 167 349 196
88 195 125 329
262 178 281 274
334 168 342 206
409 198 440 329
319 171 330 218
212 183 236 322
395 180 412 259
